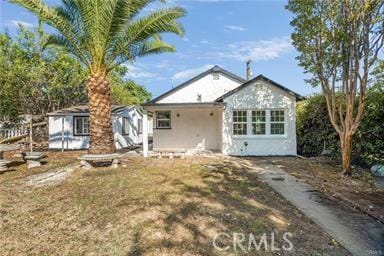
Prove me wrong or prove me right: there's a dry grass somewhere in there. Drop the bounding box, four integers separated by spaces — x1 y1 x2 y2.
0 152 349 255
252 156 384 223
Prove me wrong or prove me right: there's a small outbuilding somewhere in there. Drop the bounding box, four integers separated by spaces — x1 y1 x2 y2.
47 105 145 150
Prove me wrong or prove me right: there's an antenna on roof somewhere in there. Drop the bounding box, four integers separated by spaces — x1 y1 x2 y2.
246 60 252 80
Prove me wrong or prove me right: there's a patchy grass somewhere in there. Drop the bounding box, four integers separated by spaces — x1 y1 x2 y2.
251 156 384 223
0 153 349 255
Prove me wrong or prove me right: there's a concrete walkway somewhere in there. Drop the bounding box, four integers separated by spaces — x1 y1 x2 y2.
250 162 384 256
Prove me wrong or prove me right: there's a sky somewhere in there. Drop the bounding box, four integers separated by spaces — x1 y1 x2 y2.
0 0 318 98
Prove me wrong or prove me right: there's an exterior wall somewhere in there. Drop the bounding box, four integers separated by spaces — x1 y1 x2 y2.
48 107 143 150
48 115 87 150
158 73 242 103
222 80 297 156
113 107 143 149
150 108 222 152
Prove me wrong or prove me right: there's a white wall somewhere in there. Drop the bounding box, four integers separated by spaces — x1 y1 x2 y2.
158 73 242 103
48 107 143 150
49 115 88 150
222 80 297 156
151 108 222 152
113 107 143 149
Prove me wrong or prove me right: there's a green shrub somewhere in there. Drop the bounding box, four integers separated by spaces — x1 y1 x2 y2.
297 85 384 166
296 94 339 157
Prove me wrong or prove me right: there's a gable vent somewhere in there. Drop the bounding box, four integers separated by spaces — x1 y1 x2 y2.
212 73 220 80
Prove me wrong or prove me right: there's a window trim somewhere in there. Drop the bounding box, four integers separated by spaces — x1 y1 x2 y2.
122 117 130 136
252 110 266 135
231 109 287 138
232 110 248 135
156 111 171 129
270 110 286 135
73 116 89 136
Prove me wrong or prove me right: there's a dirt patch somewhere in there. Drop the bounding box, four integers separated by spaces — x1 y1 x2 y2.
249 156 384 223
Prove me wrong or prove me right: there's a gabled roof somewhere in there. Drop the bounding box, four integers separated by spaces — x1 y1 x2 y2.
215 74 305 102
145 65 246 105
47 105 135 116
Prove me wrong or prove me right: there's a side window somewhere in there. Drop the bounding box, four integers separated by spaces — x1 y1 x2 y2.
270 110 285 135
233 110 247 135
138 119 143 134
122 117 130 135
74 117 89 136
156 111 171 129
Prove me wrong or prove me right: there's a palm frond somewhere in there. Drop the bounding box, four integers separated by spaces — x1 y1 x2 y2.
11 0 92 67
110 35 175 70
106 6 185 69
11 0 186 74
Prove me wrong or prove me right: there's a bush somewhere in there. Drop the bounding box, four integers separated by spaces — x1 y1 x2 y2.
296 94 339 157
297 86 384 166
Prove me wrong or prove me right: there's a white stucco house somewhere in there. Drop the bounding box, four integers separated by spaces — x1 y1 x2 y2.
142 65 304 156
47 105 147 150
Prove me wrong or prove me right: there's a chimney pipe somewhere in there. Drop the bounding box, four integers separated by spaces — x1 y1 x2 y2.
246 60 251 80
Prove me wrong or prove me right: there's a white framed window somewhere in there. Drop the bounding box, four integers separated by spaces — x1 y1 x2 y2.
138 119 143 134
270 110 285 135
156 111 171 129
252 110 266 135
122 117 130 135
74 116 89 136
233 110 247 135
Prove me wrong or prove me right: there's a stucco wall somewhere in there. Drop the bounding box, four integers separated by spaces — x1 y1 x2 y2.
222 80 297 156
158 73 242 103
48 107 143 150
152 108 222 152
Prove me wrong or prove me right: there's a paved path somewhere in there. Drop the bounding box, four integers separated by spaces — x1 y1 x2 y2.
250 162 384 256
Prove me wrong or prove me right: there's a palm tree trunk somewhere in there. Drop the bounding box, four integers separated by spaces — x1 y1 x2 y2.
340 132 353 176
87 73 115 154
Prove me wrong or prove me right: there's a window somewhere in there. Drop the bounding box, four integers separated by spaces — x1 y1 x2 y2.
138 119 143 134
233 110 247 135
74 116 89 136
252 110 266 135
270 110 285 135
122 117 130 135
156 111 171 128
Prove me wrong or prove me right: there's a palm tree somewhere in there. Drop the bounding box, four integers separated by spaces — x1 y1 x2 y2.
11 0 185 154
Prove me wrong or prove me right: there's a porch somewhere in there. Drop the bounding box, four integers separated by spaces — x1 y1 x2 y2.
142 102 224 157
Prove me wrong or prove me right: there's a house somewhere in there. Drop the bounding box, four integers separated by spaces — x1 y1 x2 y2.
47 105 146 150
142 65 304 156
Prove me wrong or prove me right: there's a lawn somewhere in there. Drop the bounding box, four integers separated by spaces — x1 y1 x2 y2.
0 152 349 255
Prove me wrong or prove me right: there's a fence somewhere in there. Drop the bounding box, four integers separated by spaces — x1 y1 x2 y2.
0 126 29 140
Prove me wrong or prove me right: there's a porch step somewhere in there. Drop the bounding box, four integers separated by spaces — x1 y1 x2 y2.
150 150 186 159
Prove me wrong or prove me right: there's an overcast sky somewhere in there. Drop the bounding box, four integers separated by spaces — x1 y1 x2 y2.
0 0 319 98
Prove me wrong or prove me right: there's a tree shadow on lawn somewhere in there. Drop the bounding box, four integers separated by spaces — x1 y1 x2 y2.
0 157 348 256
124 160 346 256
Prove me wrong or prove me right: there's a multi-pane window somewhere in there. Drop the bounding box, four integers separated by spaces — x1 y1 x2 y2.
122 117 130 135
74 116 89 135
252 110 266 135
156 111 171 128
270 110 285 135
233 110 247 135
